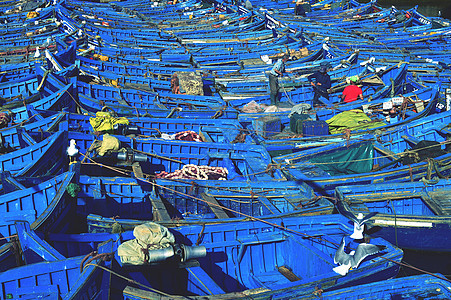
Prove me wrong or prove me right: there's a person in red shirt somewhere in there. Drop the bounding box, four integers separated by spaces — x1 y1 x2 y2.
341 76 363 103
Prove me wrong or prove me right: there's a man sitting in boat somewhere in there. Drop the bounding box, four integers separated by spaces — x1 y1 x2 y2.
269 54 292 106
0 112 11 129
245 0 253 10
341 75 363 103
295 0 306 17
308 61 331 107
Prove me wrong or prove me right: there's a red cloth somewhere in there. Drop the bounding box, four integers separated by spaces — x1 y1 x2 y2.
342 85 363 103
175 131 202 142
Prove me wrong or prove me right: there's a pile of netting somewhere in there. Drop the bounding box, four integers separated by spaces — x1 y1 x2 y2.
155 164 228 180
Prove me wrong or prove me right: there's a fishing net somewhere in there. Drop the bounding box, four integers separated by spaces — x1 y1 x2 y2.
156 164 228 180
271 48 309 60
66 183 81 198
173 72 204 95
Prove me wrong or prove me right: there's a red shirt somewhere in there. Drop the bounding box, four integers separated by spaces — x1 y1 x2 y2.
342 85 363 103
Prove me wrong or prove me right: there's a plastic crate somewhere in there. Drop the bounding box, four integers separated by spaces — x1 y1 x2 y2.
289 113 313 134
302 120 329 137
252 116 281 138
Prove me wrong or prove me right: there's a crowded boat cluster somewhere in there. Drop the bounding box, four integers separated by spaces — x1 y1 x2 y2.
0 0 451 298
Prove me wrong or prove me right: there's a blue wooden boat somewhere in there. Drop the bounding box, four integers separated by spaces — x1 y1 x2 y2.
0 0 448 297
251 83 440 154
70 130 285 181
153 178 323 218
273 115 451 195
7 82 73 123
111 214 402 299
335 178 451 252
0 223 113 299
23 106 247 143
78 92 240 119
74 174 330 232
214 57 366 95
0 73 39 99
0 130 67 176
224 60 407 108
0 62 76 122
258 274 451 300
33 63 239 120
0 171 75 239
76 80 227 110
191 38 312 67
0 255 106 299
0 170 76 270
0 61 36 80
13 214 403 299
34 62 240 119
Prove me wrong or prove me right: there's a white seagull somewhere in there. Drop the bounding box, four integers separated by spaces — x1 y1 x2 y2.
335 201 378 240
333 237 385 276
34 47 40 58
67 139 79 164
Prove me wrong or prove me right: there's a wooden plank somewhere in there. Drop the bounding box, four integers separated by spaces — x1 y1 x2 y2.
257 196 280 214
149 194 172 222
187 266 225 295
133 164 171 222
131 162 144 179
251 270 290 287
124 286 271 299
361 74 384 85
437 127 451 135
277 266 301 282
200 193 229 219
427 191 451 215
401 134 420 145
421 193 444 216
373 143 398 160
20 130 36 146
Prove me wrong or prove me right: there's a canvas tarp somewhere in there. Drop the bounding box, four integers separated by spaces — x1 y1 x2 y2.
325 109 386 134
89 111 129 133
309 142 374 176
87 133 121 156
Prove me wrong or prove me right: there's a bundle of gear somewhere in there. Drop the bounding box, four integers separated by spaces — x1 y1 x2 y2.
89 111 129 134
117 222 175 265
155 164 228 180
117 222 206 265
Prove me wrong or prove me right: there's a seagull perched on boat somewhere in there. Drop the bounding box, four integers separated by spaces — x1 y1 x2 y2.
34 47 40 58
333 237 386 276
335 201 378 240
67 139 79 164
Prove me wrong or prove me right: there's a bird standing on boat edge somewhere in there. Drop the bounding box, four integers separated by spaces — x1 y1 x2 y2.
67 139 79 164
333 236 386 276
